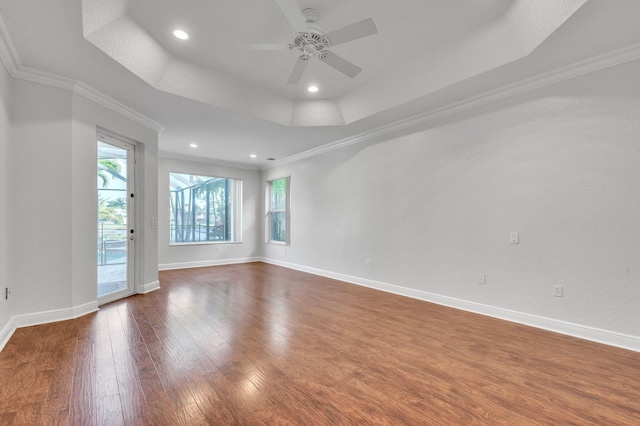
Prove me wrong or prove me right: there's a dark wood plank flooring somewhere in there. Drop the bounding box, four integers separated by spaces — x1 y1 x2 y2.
1 262 639 424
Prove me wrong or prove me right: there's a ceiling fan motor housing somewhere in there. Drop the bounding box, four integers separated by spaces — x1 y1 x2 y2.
289 32 331 58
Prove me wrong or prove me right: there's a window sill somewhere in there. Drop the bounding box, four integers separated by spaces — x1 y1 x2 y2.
170 241 242 247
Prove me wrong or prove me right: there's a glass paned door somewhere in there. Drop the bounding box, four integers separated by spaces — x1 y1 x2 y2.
97 139 134 303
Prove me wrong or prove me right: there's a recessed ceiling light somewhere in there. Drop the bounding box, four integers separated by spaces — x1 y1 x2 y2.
173 30 189 40
308 85 319 93
250 154 257 158
189 143 198 148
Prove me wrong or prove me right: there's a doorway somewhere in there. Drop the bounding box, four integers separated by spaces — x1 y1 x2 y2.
97 136 135 304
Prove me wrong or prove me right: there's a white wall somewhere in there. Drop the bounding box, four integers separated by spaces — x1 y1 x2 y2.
158 156 261 269
8 78 159 320
263 59 640 341
72 93 159 301
11 80 74 315
0 63 11 332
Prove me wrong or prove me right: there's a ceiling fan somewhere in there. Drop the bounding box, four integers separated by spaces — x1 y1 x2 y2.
252 0 378 84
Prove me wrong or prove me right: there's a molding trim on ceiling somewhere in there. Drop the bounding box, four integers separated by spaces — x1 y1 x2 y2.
264 40 640 170
0 12 165 134
3 10 640 171
0 8 21 72
73 81 165 133
158 150 261 171
82 0 587 128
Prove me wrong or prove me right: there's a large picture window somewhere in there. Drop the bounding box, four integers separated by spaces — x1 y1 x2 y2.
170 172 242 244
267 176 290 243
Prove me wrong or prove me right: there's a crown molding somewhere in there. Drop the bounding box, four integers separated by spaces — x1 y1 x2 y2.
264 40 640 170
73 82 165 133
0 11 21 74
0 11 164 133
159 150 261 171
3 8 640 168
12 64 75 91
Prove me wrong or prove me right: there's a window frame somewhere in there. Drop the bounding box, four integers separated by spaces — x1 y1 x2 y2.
169 171 243 245
266 176 290 245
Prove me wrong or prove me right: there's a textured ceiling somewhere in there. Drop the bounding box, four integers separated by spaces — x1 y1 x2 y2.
81 0 586 127
1 1 640 167
126 0 514 101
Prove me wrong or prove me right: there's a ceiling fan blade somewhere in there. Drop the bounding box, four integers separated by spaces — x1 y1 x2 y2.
319 51 362 78
324 18 378 46
286 56 309 84
274 0 308 33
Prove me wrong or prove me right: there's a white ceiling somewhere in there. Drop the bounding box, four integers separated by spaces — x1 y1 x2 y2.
126 0 514 101
1 0 640 168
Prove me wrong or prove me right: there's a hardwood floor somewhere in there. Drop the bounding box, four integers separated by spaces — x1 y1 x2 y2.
1 262 639 425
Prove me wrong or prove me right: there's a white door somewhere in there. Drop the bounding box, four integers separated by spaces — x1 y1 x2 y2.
97 137 135 305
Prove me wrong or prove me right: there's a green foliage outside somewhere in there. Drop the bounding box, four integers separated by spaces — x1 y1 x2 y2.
98 159 122 187
98 196 125 225
170 176 231 243
270 178 287 242
98 159 126 226
271 177 287 210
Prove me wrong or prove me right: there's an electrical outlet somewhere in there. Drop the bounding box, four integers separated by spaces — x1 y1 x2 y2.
553 285 563 298
479 274 486 285
366 258 371 267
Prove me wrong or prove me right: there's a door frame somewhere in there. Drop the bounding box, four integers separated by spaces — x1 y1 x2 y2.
97 133 136 306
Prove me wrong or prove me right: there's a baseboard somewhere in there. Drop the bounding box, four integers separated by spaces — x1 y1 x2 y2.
0 316 15 352
261 258 640 353
158 257 262 271
73 300 100 319
0 301 99 352
13 301 99 329
138 280 160 294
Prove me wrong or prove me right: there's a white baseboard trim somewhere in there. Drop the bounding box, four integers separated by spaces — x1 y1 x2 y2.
261 258 640 353
73 301 100 319
0 301 99 352
138 280 160 294
0 316 15 352
158 257 262 271
13 301 99 329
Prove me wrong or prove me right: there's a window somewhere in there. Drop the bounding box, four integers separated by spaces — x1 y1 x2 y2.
267 176 290 243
170 172 242 244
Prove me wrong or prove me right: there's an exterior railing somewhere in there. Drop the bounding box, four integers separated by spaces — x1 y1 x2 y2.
98 223 127 265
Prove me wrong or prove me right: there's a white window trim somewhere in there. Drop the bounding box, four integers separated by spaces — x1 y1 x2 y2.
266 175 290 245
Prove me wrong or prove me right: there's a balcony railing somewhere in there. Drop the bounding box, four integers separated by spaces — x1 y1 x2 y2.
98 224 127 265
